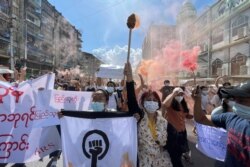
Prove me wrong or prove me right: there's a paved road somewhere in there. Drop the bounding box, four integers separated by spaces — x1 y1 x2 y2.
5 120 216 167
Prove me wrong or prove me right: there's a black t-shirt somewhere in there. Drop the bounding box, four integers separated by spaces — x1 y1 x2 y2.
160 86 173 101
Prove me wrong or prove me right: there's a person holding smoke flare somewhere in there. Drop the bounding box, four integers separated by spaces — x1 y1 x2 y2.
124 62 172 167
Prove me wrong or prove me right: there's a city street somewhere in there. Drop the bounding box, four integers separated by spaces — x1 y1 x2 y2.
5 120 215 167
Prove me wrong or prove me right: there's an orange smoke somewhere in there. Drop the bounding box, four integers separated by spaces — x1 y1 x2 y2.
137 41 200 89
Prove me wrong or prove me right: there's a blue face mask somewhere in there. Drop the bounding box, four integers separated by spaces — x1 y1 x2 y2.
107 87 114 94
233 103 250 120
91 102 105 112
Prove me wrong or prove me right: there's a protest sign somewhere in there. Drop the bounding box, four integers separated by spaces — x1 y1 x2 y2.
0 79 60 163
196 123 227 161
60 111 137 167
96 64 124 79
33 90 92 127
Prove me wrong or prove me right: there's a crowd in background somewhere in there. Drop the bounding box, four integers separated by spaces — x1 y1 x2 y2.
0 63 250 167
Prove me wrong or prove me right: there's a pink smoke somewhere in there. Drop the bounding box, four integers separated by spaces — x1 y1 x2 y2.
181 46 200 72
137 41 200 89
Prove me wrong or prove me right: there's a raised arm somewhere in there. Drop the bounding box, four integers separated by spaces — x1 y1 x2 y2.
192 87 215 126
215 76 223 88
124 62 143 118
162 88 179 108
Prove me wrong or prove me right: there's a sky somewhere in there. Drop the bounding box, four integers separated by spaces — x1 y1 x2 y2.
48 0 217 67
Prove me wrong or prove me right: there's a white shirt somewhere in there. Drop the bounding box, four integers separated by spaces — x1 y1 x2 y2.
108 93 118 111
211 95 221 108
201 94 208 111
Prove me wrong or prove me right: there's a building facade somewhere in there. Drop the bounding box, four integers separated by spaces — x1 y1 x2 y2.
0 0 20 67
0 0 82 76
142 25 177 60
142 0 250 81
78 52 103 78
184 0 250 80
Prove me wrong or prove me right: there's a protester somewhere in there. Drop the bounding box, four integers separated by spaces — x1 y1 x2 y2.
193 81 250 167
160 80 172 102
210 86 236 115
124 62 172 167
163 87 193 167
211 76 232 108
85 81 96 92
200 86 210 113
106 81 122 111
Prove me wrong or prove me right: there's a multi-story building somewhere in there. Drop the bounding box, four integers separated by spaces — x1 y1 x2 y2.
0 0 82 76
78 52 103 78
142 0 250 82
142 25 177 60
182 0 250 81
0 0 20 67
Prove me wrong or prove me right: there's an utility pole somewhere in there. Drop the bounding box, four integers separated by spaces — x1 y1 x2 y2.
9 1 15 71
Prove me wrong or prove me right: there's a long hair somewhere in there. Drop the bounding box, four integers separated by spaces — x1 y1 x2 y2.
171 97 189 113
139 90 161 110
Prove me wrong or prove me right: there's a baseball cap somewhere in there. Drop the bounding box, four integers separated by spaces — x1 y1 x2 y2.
220 81 250 98
173 87 184 94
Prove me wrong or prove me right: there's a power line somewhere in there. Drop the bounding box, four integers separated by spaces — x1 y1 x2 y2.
82 0 125 18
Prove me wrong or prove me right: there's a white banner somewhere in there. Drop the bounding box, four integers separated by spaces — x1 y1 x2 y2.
33 90 92 127
60 113 137 167
0 126 61 163
96 64 124 79
0 77 60 163
26 73 55 91
195 123 227 161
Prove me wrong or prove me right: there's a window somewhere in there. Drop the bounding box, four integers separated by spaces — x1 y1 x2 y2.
26 12 41 27
12 6 19 16
212 28 224 44
212 59 223 76
232 15 249 37
231 53 247 75
0 0 10 15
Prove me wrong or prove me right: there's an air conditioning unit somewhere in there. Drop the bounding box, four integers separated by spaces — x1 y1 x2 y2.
240 65 248 75
237 26 248 39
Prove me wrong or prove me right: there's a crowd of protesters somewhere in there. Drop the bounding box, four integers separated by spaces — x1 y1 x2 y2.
0 62 250 167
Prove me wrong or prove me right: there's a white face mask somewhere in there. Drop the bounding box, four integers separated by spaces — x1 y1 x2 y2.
144 101 159 113
107 87 114 93
233 103 250 119
164 83 170 86
175 96 183 103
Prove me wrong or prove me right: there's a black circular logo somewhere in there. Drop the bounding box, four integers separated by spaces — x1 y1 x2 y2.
82 130 109 167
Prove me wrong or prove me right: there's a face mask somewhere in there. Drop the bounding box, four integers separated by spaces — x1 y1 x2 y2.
107 87 114 93
175 96 183 103
233 103 250 120
144 101 159 113
91 102 105 112
164 83 170 86
202 91 208 95
227 100 235 108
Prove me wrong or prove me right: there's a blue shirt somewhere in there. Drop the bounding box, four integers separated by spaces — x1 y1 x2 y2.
212 113 250 167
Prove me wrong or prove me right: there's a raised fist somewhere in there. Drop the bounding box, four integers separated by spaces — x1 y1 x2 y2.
89 140 103 157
